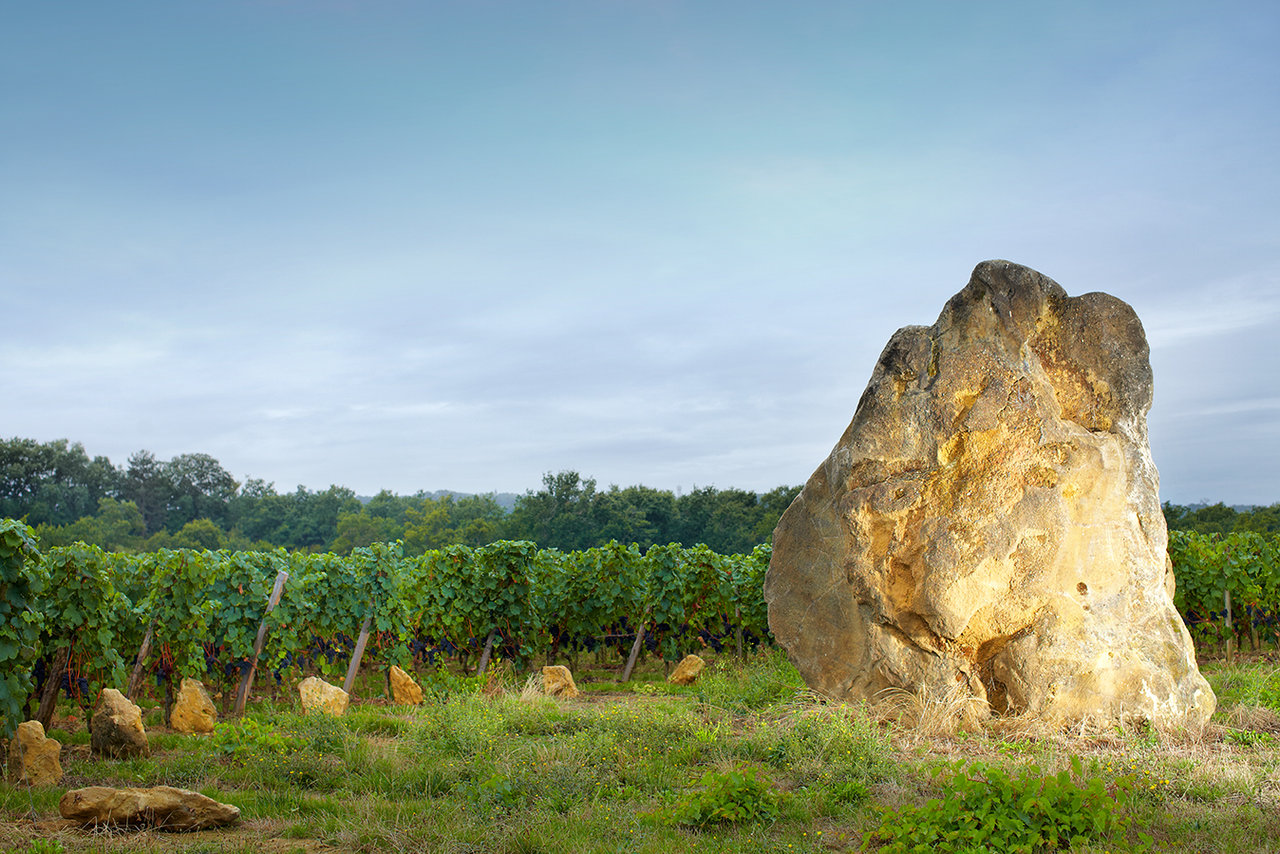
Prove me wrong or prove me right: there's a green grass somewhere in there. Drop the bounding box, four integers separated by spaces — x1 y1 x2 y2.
4 653 1280 852
1204 659 1280 710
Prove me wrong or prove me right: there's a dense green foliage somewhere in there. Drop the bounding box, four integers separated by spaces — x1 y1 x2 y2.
865 758 1150 853
30 544 130 707
1168 529 1280 653
1 526 775 736
0 520 42 737
4 437 800 555
651 765 783 826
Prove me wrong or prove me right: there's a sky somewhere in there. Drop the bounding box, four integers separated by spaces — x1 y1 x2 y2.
3 1 1278 505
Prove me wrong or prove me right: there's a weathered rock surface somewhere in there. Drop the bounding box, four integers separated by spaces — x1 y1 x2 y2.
7 720 62 786
389 665 424 705
170 678 217 734
764 260 1215 729
668 655 706 686
298 676 349 716
59 786 240 831
542 665 580 698
90 689 149 758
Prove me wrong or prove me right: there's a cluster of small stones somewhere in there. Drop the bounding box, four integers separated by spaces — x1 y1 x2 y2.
15 657 707 833
538 655 706 699
0 681 240 830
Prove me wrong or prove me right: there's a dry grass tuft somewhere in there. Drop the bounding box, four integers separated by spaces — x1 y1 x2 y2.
872 680 988 740
482 670 507 699
1225 704 1280 734
519 673 544 702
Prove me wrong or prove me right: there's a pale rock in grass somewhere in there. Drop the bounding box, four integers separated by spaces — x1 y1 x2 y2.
90 688 149 758
764 260 1215 730
298 676 350 716
389 665 424 705
668 655 706 686
59 785 240 830
170 678 217 734
541 665 580 698
7 720 62 786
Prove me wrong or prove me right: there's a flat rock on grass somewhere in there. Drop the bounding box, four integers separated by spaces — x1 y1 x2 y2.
59 786 240 831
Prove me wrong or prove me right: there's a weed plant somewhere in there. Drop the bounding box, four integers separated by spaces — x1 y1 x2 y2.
867 757 1153 853
647 764 783 827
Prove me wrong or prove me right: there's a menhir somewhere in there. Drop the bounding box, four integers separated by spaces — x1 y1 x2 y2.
764 260 1214 729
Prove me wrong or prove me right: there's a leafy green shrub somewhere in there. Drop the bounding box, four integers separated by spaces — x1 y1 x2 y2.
1225 728 1275 746
865 757 1151 854
214 716 304 757
475 772 521 809
651 764 782 826
0 520 42 739
3 841 65 854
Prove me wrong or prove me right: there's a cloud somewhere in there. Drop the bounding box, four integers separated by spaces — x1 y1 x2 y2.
1143 274 1280 347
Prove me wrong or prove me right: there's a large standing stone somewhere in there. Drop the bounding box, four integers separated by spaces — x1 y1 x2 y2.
170 678 217 734
7 720 62 786
90 689 150 758
298 676 349 716
59 786 240 830
764 261 1214 729
389 665 424 705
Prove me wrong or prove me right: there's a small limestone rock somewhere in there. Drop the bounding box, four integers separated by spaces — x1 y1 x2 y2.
389 665 424 705
764 260 1215 729
541 665 580 698
7 720 62 786
59 786 240 831
298 676 349 716
668 655 706 686
170 678 217 734
90 689 149 758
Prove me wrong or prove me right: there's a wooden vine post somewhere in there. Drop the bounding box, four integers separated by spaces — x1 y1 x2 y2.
35 644 73 729
1224 588 1235 664
233 569 289 716
124 619 156 700
621 607 651 683
475 629 498 676
735 604 745 663
343 611 375 695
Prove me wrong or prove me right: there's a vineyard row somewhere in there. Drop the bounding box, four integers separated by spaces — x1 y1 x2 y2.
2 520 1276 737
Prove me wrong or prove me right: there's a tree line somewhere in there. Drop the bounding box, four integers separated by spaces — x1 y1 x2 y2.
8 437 1273 556
1161 501 1280 535
1 437 800 555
